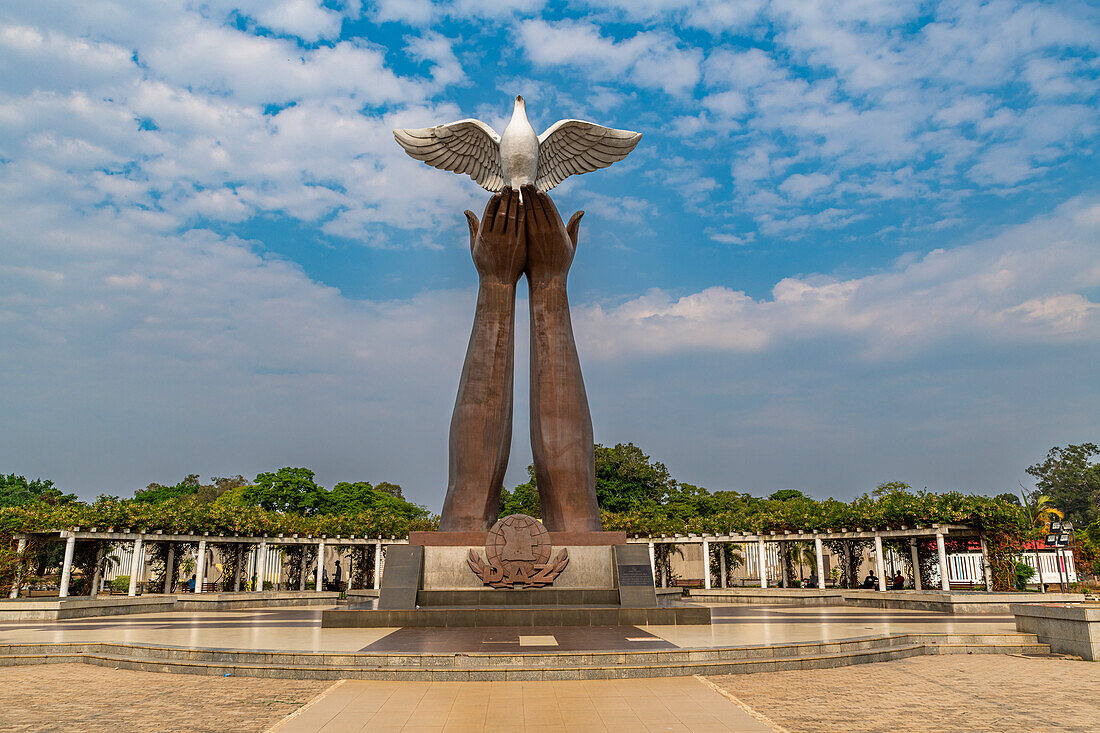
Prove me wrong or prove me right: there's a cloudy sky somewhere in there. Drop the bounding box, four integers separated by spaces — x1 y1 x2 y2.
2 1 1098 508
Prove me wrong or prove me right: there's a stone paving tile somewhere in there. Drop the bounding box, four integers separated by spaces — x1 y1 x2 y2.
0 663 329 733
709 655 1100 733
271 677 771 732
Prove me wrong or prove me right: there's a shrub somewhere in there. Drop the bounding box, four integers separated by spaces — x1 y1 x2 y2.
110 575 129 593
1013 561 1036 590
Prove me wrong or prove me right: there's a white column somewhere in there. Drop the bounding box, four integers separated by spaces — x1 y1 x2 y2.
702 539 711 590
647 541 655 583
719 544 727 588
10 537 27 598
315 540 325 592
233 546 242 592
255 539 267 592
299 549 308 591
58 534 76 598
194 539 207 594
874 534 887 591
128 536 143 596
979 536 993 591
910 539 922 590
936 532 950 591
373 542 382 590
814 538 825 589
164 544 175 594
758 539 768 589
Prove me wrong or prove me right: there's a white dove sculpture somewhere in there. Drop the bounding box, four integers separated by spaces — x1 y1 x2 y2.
393 95 642 193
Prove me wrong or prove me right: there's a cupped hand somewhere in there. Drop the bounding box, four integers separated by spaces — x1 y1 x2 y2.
464 187 526 286
521 184 583 285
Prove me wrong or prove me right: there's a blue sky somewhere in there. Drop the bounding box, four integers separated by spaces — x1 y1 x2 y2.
1 0 1098 508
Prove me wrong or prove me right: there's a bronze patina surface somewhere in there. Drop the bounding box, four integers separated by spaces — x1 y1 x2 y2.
467 514 569 588
439 185 602 533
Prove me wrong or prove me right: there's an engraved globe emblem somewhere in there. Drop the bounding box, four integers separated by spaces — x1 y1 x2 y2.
467 514 569 588
487 514 550 569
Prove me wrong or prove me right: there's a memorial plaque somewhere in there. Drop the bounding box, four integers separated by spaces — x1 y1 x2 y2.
613 545 657 608
377 545 424 610
618 564 653 586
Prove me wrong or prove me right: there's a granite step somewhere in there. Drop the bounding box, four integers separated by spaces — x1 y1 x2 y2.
0 634 1051 680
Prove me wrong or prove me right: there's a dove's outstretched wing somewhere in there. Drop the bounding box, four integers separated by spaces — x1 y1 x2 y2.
393 119 504 192
535 120 642 192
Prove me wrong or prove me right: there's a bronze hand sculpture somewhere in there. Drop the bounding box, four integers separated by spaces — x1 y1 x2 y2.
440 189 525 531
522 185 601 532
439 185 601 532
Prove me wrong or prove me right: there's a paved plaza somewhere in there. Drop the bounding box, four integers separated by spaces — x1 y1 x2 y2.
713 654 1100 733
1 655 1096 732
0 603 1020 653
0 663 328 733
0 602 1095 731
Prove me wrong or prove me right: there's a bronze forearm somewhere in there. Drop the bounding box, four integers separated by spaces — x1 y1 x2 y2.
441 281 517 531
528 277 601 531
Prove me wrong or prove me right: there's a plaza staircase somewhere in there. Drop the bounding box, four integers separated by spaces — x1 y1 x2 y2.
0 633 1053 681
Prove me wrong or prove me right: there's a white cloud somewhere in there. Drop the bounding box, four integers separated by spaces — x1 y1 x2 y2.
0 8 489 246
576 195 1100 360
779 172 834 199
518 20 702 95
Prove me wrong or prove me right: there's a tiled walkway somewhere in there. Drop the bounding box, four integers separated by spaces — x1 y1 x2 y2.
267 677 775 733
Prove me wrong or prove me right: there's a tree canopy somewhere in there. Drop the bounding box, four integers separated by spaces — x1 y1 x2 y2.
1026 443 1100 526
0 474 75 508
134 474 247 504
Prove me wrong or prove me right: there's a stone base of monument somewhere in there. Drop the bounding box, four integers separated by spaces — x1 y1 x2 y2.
321 517 711 627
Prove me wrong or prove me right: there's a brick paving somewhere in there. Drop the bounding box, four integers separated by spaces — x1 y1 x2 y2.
710 655 1100 733
0 664 330 733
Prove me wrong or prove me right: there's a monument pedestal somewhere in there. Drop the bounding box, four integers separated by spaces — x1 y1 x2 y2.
412 530 627 593
321 516 709 626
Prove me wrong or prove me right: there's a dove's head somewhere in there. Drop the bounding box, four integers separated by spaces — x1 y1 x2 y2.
509 95 530 126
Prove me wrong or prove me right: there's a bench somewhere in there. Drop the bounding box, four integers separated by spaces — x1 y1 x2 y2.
671 579 704 589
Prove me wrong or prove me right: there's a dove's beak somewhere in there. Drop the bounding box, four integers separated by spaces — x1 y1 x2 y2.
515 95 525 104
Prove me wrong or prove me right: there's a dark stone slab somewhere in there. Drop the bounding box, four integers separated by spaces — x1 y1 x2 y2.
377 545 424 610
360 625 677 653
416 588 620 607
613 545 657 608
320 605 710 627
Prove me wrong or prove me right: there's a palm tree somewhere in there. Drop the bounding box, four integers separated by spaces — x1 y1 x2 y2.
1020 491 1064 593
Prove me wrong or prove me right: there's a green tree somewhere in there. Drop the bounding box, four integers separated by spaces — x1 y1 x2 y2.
244 467 326 515
0 474 75 508
324 481 429 520
594 442 674 512
1026 443 1100 526
373 482 404 499
499 467 541 518
769 489 806 501
135 474 247 504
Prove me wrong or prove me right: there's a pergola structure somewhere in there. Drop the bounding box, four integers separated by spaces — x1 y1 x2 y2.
9 529 409 599
10 522 992 598
627 523 993 592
